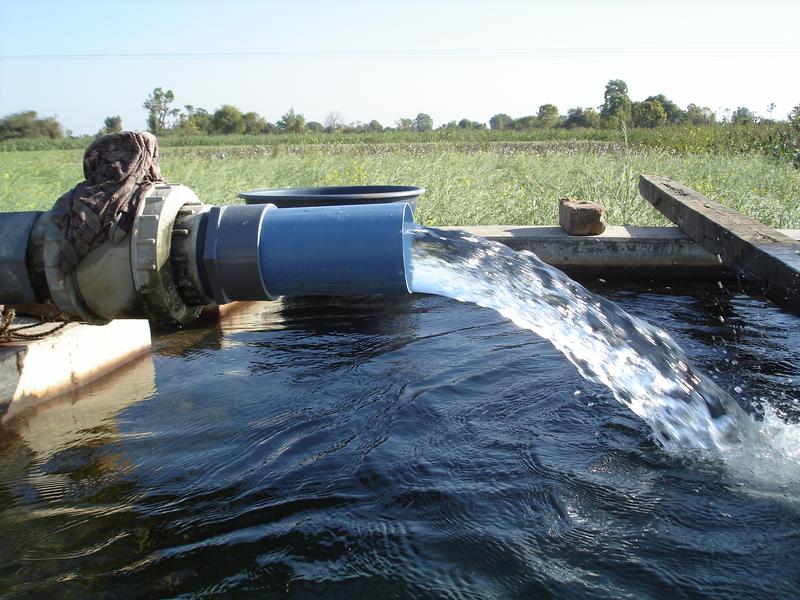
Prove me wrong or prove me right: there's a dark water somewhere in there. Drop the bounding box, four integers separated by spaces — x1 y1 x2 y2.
0 287 798 598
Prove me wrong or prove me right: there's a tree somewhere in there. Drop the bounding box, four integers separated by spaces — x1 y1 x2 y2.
631 100 667 128
489 113 512 130
684 104 716 126
242 111 267 134
0 111 63 140
395 117 415 131
600 79 632 127
643 94 684 124
511 115 538 130
143 87 179 134
176 105 195 133
780 103 800 168
277 108 306 133
789 103 800 125
191 108 211 133
414 113 433 132
537 104 559 128
730 106 757 125
457 118 485 129
367 119 383 132
563 107 600 129
324 111 344 133
306 121 325 133
767 102 776 121
210 105 246 134
100 115 122 135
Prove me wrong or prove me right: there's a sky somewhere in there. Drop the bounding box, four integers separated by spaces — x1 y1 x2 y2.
1 0 798 135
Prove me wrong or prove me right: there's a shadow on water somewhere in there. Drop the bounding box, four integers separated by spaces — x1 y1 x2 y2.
0 281 798 597
238 296 423 379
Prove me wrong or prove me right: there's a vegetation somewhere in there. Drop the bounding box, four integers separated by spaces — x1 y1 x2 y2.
277 108 305 133
632 100 667 129
600 79 632 128
99 115 123 135
2 143 798 229
0 111 63 140
3 78 797 170
1 78 796 230
2 122 797 167
143 87 179 135
3 79 796 141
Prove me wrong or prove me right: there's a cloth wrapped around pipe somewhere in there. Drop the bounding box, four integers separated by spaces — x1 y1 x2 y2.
49 131 164 276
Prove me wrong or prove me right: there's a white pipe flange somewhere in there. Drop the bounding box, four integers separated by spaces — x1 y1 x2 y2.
130 184 205 324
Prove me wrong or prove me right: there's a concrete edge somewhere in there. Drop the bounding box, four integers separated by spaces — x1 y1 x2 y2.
0 319 152 422
451 225 799 243
448 226 800 277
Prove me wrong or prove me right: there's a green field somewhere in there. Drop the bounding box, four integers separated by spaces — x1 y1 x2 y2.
1 141 798 228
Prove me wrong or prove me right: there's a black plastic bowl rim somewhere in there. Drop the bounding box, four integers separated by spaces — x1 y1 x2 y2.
239 185 425 207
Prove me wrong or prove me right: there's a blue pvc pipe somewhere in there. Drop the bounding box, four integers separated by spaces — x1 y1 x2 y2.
202 202 415 302
258 203 414 298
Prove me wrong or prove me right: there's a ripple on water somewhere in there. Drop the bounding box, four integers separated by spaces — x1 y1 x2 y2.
0 278 798 597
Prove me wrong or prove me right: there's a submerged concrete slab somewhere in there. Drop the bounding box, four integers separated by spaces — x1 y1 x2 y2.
639 175 800 312
451 225 800 278
0 319 151 422
2 354 156 456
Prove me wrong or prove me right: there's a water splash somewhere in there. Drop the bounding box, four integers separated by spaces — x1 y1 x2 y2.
405 225 800 482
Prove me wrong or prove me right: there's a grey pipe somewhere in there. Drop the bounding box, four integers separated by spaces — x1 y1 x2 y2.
0 186 417 325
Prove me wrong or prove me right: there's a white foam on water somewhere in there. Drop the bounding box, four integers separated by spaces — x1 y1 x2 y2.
405 225 800 493
720 405 800 497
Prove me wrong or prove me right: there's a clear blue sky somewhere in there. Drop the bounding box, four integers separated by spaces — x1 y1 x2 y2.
1 0 798 134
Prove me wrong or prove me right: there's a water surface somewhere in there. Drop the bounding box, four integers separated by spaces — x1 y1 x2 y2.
0 286 798 598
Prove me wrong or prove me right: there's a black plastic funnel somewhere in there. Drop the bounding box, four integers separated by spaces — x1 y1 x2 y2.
238 185 424 210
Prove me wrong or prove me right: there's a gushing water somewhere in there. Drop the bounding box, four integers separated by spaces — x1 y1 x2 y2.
405 225 800 486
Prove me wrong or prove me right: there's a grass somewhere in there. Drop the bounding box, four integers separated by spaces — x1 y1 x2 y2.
1 142 798 229
1 122 795 156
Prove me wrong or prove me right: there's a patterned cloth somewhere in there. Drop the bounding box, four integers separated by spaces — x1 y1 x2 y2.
50 131 164 276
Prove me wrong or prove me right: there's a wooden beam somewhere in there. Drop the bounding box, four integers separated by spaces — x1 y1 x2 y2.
639 175 800 313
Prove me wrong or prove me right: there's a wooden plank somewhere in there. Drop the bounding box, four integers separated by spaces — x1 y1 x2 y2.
639 175 800 313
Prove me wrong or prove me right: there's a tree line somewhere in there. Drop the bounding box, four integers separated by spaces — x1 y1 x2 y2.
137 80 784 137
1 79 798 142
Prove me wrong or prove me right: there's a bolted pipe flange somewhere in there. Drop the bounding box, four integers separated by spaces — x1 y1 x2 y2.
130 184 204 324
171 203 213 306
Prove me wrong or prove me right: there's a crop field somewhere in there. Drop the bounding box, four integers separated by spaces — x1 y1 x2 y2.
1 141 798 229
